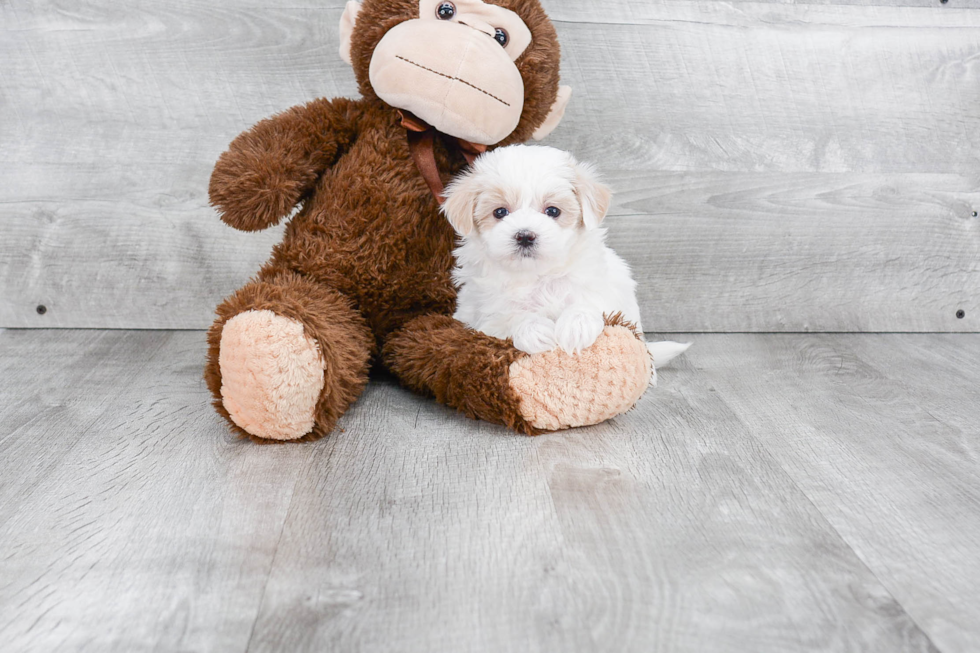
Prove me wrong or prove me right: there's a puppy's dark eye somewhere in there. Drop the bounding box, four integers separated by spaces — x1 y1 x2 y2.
436 2 456 19
493 207 509 219
545 206 561 218
494 28 508 46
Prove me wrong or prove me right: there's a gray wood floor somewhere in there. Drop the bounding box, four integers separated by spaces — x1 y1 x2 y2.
1 329 977 652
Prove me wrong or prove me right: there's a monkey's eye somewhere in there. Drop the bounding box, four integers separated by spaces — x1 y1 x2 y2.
545 206 561 218
436 2 456 19
493 207 509 219
494 28 508 46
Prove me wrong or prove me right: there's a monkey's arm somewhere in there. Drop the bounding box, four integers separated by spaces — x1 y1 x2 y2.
209 97 362 231
382 314 652 433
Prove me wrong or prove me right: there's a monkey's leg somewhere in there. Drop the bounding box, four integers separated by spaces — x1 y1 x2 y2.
382 314 651 433
205 271 375 442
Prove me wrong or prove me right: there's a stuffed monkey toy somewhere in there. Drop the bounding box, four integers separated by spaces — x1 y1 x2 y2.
205 0 653 442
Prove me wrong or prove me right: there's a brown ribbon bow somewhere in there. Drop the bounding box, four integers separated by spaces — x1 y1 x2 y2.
399 110 487 205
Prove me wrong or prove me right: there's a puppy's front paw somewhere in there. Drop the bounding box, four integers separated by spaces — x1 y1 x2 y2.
555 309 605 354
512 316 558 354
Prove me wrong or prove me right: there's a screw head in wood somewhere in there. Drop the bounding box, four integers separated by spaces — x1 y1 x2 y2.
36 304 47 315
956 309 966 319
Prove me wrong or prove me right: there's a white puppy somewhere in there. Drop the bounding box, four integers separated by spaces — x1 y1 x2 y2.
441 144 689 380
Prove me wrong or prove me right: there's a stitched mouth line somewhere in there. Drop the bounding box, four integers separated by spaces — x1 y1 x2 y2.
395 55 511 107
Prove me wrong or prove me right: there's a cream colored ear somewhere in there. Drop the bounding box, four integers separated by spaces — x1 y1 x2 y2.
339 1 360 66
574 160 612 229
532 85 572 141
441 175 480 236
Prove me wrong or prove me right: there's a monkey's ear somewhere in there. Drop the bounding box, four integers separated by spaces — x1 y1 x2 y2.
532 86 572 141
441 175 480 236
573 160 612 230
339 1 360 66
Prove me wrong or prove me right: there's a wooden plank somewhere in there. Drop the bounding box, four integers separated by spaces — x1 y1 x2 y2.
243 347 935 651
549 1 980 24
2 2 979 330
3 168 975 331
547 3 980 174
3 1 976 172
607 172 980 332
697 333 980 653
557 0 980 8
0 161 286 329
0 329 315 652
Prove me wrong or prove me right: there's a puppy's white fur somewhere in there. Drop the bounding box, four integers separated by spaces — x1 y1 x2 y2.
442 145 689 377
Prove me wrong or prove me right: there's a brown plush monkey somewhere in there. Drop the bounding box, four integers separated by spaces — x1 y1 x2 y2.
205 0 652 442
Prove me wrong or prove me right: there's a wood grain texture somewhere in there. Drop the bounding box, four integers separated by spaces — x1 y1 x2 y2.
607 173 980 332
244 385 933 653
0 329 315 652
5 329 978 651
694 333 980 653
1 1 979 330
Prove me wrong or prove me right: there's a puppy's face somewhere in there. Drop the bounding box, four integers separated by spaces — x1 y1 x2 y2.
442 145 611 270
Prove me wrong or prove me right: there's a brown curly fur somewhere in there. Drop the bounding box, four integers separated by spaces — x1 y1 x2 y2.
382 314 536 434
603 312 645 342
205 0 564 442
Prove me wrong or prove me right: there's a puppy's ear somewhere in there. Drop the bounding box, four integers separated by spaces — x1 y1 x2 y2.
441 173 480 236
339 1 360 66
573 160 612 230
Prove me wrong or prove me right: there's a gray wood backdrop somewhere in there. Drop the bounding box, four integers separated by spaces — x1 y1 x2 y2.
1 0 978 331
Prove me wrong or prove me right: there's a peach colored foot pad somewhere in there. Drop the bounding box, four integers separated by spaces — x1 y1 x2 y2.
219 310 326 440
508 325 652 431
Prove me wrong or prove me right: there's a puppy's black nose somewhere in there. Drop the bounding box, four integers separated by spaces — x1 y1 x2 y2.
515 230 536 248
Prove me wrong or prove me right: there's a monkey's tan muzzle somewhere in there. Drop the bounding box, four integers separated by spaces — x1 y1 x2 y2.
369 19 525 146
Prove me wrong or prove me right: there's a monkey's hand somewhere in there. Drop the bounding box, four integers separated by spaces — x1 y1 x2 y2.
509 316 651 430
209 97 361 232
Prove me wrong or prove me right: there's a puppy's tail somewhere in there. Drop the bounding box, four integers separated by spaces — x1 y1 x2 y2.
647 340 691 366
646 341 692 388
